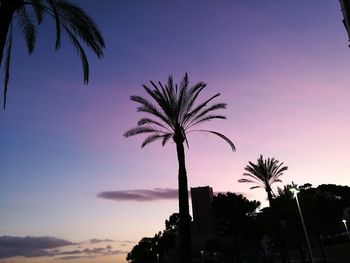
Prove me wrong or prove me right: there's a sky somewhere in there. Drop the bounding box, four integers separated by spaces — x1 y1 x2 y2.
1 0 350 262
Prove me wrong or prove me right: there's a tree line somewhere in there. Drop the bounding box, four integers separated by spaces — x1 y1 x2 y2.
127 183 350 263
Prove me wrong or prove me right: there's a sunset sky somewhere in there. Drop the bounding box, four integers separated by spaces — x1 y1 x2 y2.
1 0 350 262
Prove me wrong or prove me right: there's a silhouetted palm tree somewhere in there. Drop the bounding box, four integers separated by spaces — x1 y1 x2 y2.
0 0 105 108
239 155 287 209
124 73 235 263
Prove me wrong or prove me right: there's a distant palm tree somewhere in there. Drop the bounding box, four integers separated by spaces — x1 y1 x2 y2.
0 0 105 108
124 73 235 263
239 155 287 209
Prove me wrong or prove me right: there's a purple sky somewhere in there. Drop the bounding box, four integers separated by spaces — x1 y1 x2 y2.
1 0 350 262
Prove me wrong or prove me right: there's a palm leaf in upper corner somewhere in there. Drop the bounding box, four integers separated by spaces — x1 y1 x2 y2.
3 27 12 109
17 8 36 54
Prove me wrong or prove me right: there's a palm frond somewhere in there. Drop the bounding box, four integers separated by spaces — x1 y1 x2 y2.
192 129 235 151
54 0 105 57
242 172 264 183
273 179 282 183
143 84 175 123
137 118 171 131
239 175 264 190
183 93 221 126
177 73 189 120
3 25 12 109
183 81 206 113
18 8 36 54
244 166 265 182
186 115 226 129
45 0 61 49
31 0 44 24
184 135 190 148
141 134 165 148
123 126 161 138
187 103 227 127
141 133 173 148
162 134 172 146
250 186 261 190
63 25 89 83
238 178 256 183
130 95 173 129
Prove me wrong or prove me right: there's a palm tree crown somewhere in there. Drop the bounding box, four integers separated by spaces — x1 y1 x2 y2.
124 73 235 150
0 0 105 108
239 155 287 207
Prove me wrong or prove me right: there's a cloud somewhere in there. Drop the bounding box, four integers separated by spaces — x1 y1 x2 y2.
97 188 248 202
89 238 114 244
97 188 178 201
0 236 74 258
55 255 95 260
54 247 126 260
115 240 135 244
0 236 74 249
0 236 127 260
60 250 81 255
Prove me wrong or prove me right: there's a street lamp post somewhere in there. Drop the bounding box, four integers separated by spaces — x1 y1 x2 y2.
342 219 350 240
291 188 314 263
200 250 204 263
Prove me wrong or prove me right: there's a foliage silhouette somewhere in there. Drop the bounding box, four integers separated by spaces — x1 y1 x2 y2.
165 212 180 232
124 73 235 262
212 192 261 262
317 184 350 201
127 214 179 263
126 235 159 263
273 183 350 262
0 0 105 108
212 192 260 236
275 183 350 238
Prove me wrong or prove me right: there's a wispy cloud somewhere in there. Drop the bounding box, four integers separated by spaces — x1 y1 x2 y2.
54 255 95 260
56 247 126 258
54 247 126 260
89 238 114 244
97 188 178 201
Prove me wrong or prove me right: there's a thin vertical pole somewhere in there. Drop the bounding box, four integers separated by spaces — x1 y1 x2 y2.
295 194 314 263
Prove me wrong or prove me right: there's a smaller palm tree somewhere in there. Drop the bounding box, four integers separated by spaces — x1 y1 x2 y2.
238 155 288 209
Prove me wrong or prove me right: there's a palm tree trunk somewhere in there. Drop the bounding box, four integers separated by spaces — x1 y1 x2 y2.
266 188 274 211
0 0 18 67
176 141 191 263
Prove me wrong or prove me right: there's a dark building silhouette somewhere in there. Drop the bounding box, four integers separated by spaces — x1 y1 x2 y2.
190 186 215 250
